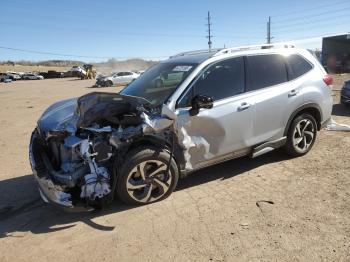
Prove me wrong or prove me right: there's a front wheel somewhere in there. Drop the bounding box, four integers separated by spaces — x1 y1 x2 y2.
284 113 317 157
116 147 179 205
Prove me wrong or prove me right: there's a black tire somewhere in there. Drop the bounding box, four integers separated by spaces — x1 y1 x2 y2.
116 146 179 205
106 80 113 87
284 113 317 157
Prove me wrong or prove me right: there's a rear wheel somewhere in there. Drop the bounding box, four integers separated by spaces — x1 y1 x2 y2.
284 113 317 157
116 147 178 205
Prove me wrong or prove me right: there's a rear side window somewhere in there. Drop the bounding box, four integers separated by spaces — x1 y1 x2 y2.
246 54 288 91
286 54 313 80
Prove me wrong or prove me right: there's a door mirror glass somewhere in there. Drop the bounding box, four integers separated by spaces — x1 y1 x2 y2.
190 94 213 116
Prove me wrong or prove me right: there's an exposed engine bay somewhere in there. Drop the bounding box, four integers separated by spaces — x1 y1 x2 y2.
29 92 175 209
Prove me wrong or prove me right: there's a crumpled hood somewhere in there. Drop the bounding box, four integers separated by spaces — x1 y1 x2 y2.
37 92 152 136
38 97 78 134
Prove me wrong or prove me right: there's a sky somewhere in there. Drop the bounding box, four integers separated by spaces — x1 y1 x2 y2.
1 0 350 62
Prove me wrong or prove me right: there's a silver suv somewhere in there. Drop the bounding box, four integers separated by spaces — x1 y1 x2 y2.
29 44 333 209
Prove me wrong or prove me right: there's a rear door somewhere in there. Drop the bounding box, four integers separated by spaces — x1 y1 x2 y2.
114 72 125 84
175 56 255 169
123 72 134 83
245 53 304 144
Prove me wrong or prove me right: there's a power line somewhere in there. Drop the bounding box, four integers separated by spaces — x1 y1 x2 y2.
273 17 350 35
0 20 262 41
272 0 350 18
275 32 349 44
273 14 350 33
0 46 169 60
273 6 350 25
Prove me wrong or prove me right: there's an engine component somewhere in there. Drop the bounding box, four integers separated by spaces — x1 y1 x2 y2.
79 139 111 200
80 167 111 200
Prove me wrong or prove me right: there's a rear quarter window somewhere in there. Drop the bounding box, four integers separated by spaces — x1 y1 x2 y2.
286 54 313 80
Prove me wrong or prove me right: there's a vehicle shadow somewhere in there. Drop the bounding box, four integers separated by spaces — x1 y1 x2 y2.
177 150 287 190
332 103 350 117
0 151 288 238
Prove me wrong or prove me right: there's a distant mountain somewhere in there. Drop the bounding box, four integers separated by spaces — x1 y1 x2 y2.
96 58 158 73
0 58 159 73
0 60 84 67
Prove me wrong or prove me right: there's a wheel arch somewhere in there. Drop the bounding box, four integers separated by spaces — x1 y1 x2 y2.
117 134 185 176
284 103 323 136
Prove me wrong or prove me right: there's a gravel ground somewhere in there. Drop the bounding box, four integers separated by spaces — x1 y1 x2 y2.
0 76 349 262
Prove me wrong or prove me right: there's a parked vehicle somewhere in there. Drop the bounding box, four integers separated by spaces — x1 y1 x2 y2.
39 71 64 79
5 72 21 81
29 44 333 210
0 73 12 83
95 71 140 87
341 80 350 106
22 73 44 80
69 66 86 77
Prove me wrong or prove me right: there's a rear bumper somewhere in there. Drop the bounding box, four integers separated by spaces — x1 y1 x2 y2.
29 130 90 211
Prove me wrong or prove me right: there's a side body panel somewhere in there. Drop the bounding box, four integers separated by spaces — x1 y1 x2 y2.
175 93 255 170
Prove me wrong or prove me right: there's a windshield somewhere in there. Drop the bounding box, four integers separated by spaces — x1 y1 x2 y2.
121 62 198 106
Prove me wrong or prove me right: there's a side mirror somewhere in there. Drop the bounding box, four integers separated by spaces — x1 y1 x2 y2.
190 94 214 116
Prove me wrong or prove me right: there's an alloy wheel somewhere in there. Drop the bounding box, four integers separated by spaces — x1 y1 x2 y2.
126 160 172 203
292 118 315 153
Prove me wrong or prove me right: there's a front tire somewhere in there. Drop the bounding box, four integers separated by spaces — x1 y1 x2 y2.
106 80 113 87
284 113 317 157
116 147 179 205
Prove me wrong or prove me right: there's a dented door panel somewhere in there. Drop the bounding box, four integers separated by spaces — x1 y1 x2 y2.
175 95 255 170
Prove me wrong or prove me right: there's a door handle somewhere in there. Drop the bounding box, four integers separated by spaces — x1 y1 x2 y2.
288 89 299 97
238 102 251 111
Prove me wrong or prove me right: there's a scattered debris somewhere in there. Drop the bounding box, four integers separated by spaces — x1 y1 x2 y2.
326 119 350 132
256 200 274 213
239 223 250 229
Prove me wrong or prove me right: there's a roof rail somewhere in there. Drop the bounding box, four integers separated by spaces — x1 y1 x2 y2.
213 43 295 57
170 48 222 58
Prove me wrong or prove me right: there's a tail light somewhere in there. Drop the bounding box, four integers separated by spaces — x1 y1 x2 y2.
323 74 333 86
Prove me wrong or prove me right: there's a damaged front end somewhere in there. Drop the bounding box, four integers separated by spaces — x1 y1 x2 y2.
29 92 174 210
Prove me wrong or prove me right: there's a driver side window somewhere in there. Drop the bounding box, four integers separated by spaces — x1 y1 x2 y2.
178 57 245 107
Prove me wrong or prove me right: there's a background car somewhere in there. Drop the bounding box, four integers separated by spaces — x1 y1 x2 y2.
0 73 12 83
153 71 186 88
22 73 44 80
96 71 140 87
39 70 64 79
5 72 21 81
341 80 350 106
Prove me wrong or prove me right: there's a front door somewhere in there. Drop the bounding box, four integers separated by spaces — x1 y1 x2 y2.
175 56 255 170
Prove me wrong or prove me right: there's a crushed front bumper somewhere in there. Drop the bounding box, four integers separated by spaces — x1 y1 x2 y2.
29 130 90 211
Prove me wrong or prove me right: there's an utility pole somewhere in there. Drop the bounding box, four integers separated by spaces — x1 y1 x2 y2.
206 11 213 52
267 16 272 44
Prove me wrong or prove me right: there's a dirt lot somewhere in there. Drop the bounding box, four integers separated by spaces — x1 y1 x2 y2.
0 77 349 261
